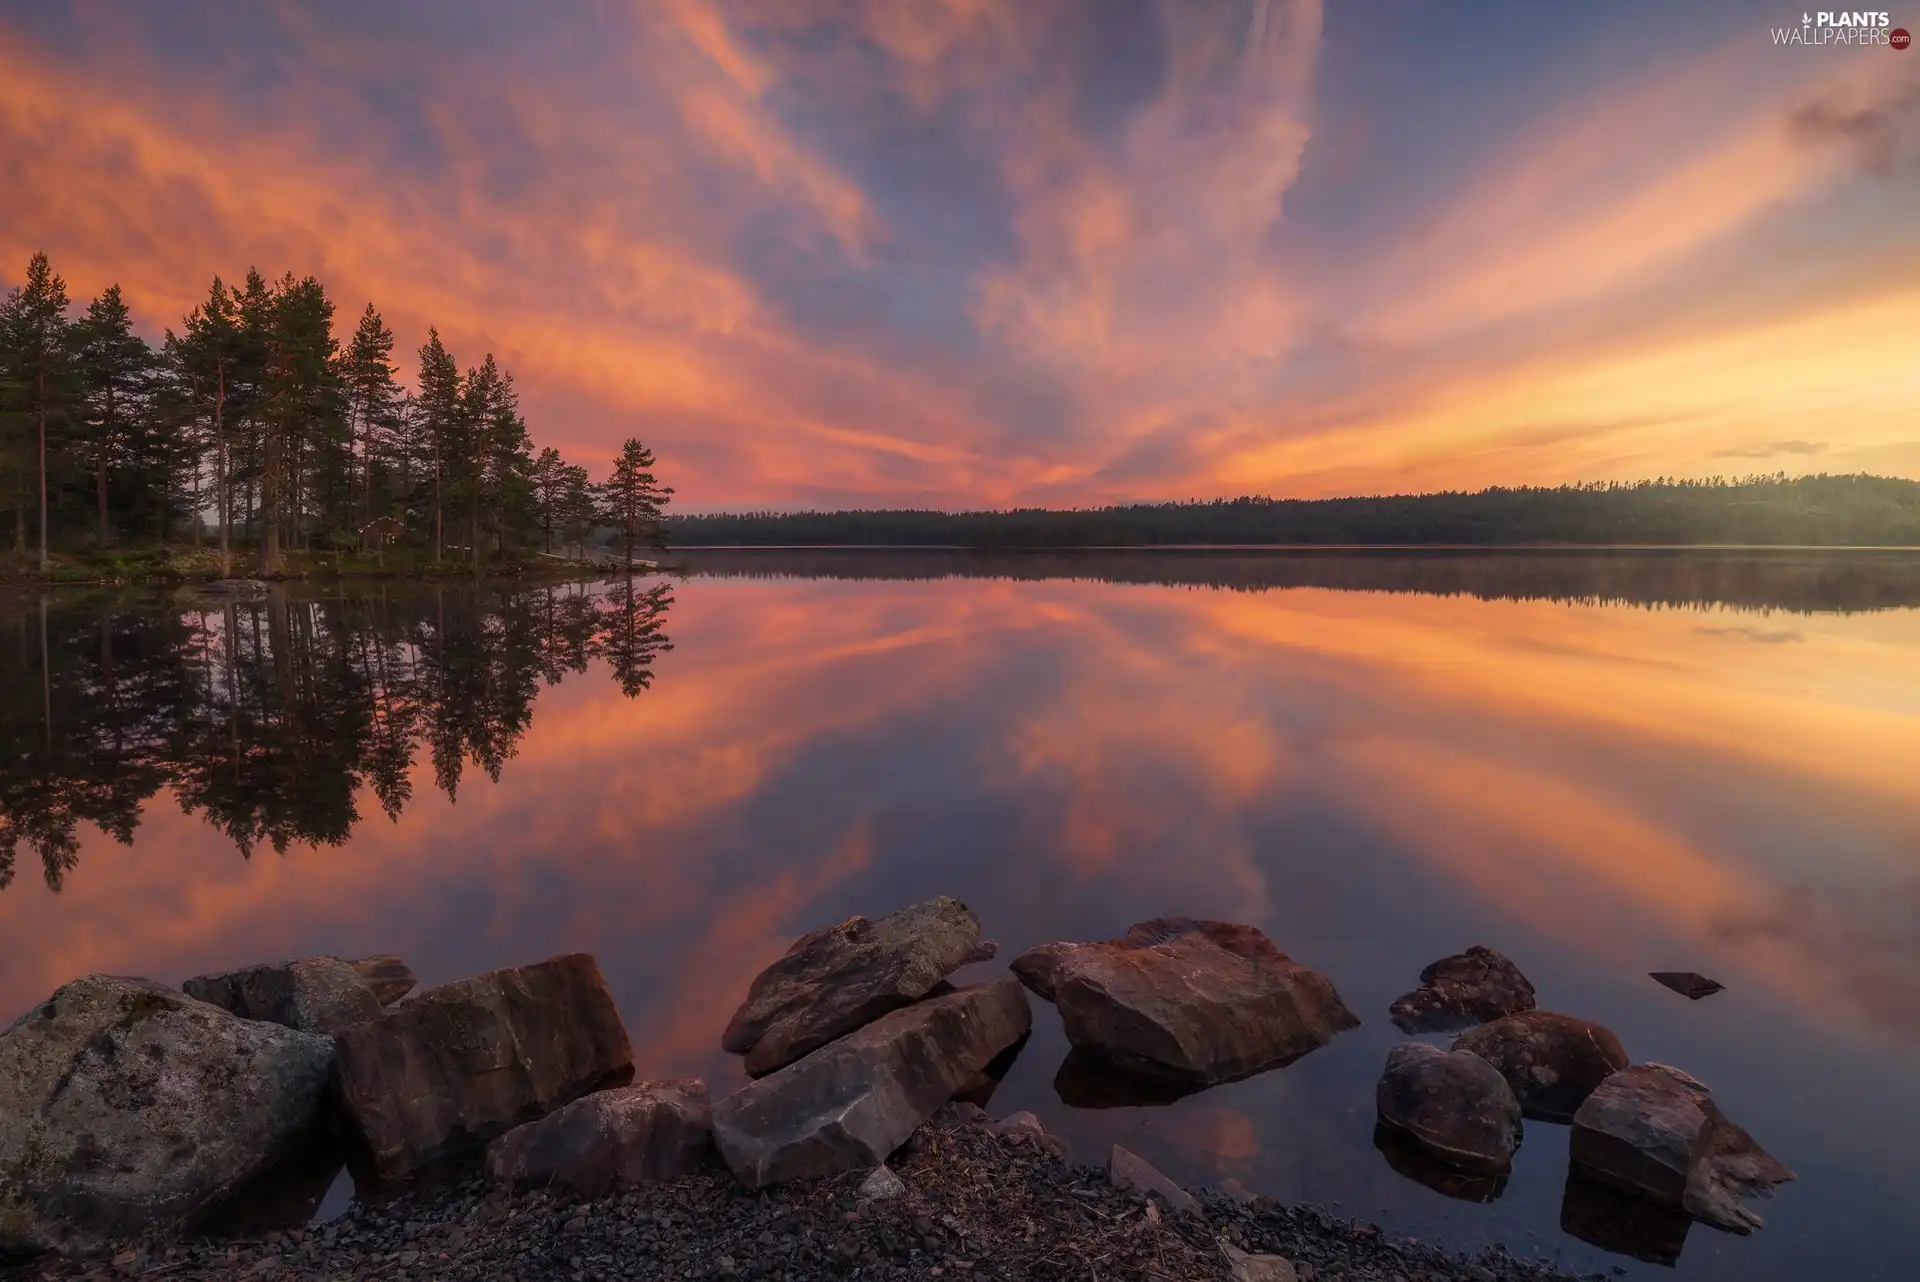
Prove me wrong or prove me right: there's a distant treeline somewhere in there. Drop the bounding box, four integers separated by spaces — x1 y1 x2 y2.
668 475 1920 548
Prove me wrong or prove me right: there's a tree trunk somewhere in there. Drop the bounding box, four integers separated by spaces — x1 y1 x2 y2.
97 384 114 547
216 364 230 577
37 370 49 573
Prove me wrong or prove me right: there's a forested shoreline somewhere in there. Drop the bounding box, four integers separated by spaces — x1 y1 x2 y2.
670 474 1920 548
0 252 669 580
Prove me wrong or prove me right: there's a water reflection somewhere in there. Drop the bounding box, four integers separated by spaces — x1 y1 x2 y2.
0 579 672 891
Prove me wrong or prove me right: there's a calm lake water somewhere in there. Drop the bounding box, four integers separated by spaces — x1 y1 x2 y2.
3 550 1917 1279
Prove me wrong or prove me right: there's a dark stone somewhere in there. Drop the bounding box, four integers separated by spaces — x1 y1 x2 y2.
1388 945 1536 1034
182 957 382 1035
1451 1011 1628 1122
1011 919 1358 1087
333 953 634 1182
1560 1169 1691 1266
1649 972 1724 1000
1372 1123 1507 1203
0 975 334 1257
950 1031 1028 1108
345 956 418 1005
722 896 982 1078
712 980 1031 1188
1570 1064 1794 1234
1107 1145 1199 1217
1374 1042 1523 1175
486 1080 711 1195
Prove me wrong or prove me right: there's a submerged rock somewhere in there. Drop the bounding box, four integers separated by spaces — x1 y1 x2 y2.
1375 1042 1523 1176
1650 971 1725 1000
1107 1145 1200 1217
1011 919 1358 1087
182 956 383 1035
722 896 983 1077
486 1079 711 1196
0 975 334 1257
1372 1123 1507 1203
712 979 1030 1189
1451 1010 1628 1122
1388 945 1537 1034
333 953 634 1182
1570 1064 1793 1234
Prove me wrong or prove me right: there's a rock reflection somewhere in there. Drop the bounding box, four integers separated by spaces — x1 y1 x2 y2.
0 579 673 893
1051 1050 1207 1110
1560 1169 1691 1266
1370 1123 1508 1204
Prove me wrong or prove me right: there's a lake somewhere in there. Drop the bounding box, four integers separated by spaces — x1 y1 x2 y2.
2 550 1916 1279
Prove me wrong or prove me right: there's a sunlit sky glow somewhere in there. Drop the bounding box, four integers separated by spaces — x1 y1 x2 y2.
3 0 1916 508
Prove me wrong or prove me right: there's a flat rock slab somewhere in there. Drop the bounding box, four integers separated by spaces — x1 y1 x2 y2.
1650 971 1725 1000
1571 1064 1793 1234
712 979 1031 1189
1375 1042 1523 1176
723 896 983 1078
183 957 383 1035
1452 1011 1628 1122
334 953 633 1182
1107 1145 1200 1217
0 975 334 1257
1389 945 1536 1034
486 1079 710 1196
1011 919 1358 1087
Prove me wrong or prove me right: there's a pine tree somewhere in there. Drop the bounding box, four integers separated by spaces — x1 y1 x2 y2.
415 330 461 563
74 285 155 546
0 253 76 570
256 273 340 572
600 437 672 568
340 303 400 535
180 278 241 573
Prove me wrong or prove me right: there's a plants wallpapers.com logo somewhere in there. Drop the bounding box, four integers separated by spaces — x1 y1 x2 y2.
1771 10 1910 45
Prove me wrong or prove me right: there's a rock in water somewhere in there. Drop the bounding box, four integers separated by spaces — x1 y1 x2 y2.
0 976 334 1257
1451 1011 1628 1122
1375 1042 1523 1175
345 955 417 1005
183 957 383 1034
1107 1145 1200 1217
722 896 983 1077
1649 971 1725 1000
1388 945 1536 1033
1570 1065 1793 1233
1010 919 1357 1087
712 979 1031 1189
486 1080 710 1196
1560 1169 1692 1267
333 953 633 1182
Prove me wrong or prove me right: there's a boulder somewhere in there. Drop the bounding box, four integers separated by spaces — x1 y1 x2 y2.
1010 919 1358 1087
1222 1242 1298 1282
1374 1042 1522 1176
1107 1145 1199 1217
1649 972 1724 1000
1570 1064 1793 1234
1372 1122 1506 1203
486 1079 710 1195
712 979 1031 1189
0 976 334 1257
183 957 383 1035
333 953 633 1182
345 956 417 1005
723 896 983 1077
1388 945 1536 1033
1451 1011 1627 1122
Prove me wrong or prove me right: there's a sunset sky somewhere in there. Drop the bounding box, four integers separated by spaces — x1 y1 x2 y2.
2 0 1916 509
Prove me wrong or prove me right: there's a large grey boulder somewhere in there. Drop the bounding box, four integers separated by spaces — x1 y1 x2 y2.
183 957 383 1035
1010 919 1358 1087
0 976 333 1257
1571 1065 1793 1234
1375 1042 1523 1175
1388 945 1536 1034
713 979 1031 1189
1452 1011 1628 1122
333 953 634 1182
486 1079 711 1196
722 896 982 1078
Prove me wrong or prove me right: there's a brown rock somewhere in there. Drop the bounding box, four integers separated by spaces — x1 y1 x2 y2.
1451 1011 1628 1122
1372 1122 1507 1203
1388 945 1536 1034
712 979 1030 1188
333 953 634 1182
345 956 417 1005
1011 919 1358 1087
1107 1144 1200 1217
1560 1169 1691 1266
1649 971 1724 1000
722 896 983 1077
1222 1242 1299 1282
485 1079 710 1195
1375 1042 1523 1176
182 957 382 1035
1570 1064 1794 1234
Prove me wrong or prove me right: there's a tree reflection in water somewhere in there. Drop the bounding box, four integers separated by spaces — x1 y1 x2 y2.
0 579 673 891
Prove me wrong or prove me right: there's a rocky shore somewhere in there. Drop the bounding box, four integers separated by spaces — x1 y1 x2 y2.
3 1112 1599 1282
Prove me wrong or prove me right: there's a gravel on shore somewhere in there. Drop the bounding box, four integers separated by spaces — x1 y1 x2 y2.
4 1114 1607 1282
